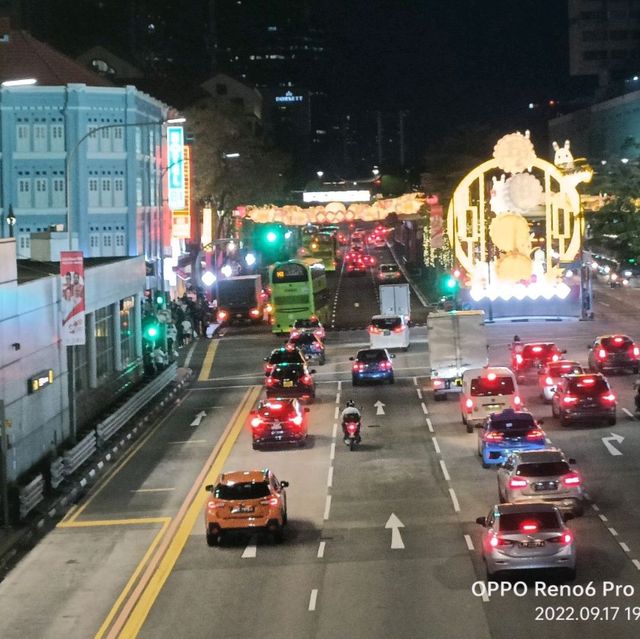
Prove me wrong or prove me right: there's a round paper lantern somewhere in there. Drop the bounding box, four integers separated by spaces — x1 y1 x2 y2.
326 201 346 213
489 212 531 253
493 132 537 174
495 252 533 282
507 173 543 212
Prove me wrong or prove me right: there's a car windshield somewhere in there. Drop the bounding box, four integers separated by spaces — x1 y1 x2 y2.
273 365 302 379
371 317 402 330
261 401 293 417
489 415 536 433
270 349 302 364
214 482 271 500
567 377 609 395
522 344 555 358
292 333 317 345
601 336 633 352
515 462 571 477
547 362 582 376
470 376 515 396
498 511 561 532
358 350 388 363
295 319 319 328
380 264 398 273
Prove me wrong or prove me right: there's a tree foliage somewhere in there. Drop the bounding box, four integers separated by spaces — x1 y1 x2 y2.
184 98 291 209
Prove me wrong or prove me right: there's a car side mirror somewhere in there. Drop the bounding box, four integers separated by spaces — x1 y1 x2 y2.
205 484 213 492
310 369 317 374
349 356 355 361
569 457 576 464
304 407 310 413
280 481 289 488
475 516 487 526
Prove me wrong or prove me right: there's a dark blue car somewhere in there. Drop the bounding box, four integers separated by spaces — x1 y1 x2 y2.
477 409 546 469
350 348 395 385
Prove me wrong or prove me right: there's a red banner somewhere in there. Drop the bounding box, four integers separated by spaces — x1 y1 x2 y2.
60 251 86 346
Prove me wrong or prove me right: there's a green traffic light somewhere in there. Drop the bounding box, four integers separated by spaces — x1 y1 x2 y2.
445 277 456 289
266 231 278 243
148 326 158 338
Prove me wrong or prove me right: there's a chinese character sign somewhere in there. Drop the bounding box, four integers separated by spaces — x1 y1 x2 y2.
167 126 185 210
60 251 86 346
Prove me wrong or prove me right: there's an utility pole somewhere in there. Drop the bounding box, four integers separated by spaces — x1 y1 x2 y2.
0 400 10 528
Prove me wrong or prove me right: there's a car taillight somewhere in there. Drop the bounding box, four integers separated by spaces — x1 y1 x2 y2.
509 478 528 489
633 346 640 358
266 377 277 386
519 521 539 533
545 376 554 386
433 379 444 388
217 310 227 322
208 500 224 510
302 375 313 385
250 417 263 428
563 395 578 404
353 363 365 372
597 348 607 359
291 414 303 426
250 308 260 318
484 431 503 441
549 531 573 545
489 535 513 548
562 472 581 486
314 330 323 338
379 361 391 370
260 497 279 506
464 398 474 413
515 353 523 365
532 346 543 353
601 392 616 403
291 330 300 338
513 395 522 407
264 363 274 373
346 423 358 434
368 325 382 334
552 354 559 362
526 428 544 440
392 326 404 333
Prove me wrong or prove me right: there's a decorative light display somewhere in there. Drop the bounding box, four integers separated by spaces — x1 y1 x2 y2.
447 132 592 303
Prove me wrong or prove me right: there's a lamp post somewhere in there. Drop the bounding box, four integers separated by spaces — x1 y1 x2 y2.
6 205 16 238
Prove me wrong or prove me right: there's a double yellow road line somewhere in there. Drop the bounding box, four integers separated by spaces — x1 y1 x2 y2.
101 384 261 638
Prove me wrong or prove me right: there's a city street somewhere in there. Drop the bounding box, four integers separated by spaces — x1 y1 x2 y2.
2 268 640 638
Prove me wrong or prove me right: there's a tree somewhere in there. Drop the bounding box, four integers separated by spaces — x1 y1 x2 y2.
184 98 292 210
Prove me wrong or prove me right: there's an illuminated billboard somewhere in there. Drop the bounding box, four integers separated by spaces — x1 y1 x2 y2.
167 126 185 210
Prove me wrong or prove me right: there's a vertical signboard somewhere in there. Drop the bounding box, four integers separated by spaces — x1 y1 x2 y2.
172 144 192 238
60 251 86 345
167 126 185 211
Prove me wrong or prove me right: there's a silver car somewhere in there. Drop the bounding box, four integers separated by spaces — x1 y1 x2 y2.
476 503 576 579
497 449 584 516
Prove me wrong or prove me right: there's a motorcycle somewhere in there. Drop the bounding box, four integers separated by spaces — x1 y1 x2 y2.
342 414 361 451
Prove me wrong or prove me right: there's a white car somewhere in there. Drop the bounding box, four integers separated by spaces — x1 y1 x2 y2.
368 314 410 351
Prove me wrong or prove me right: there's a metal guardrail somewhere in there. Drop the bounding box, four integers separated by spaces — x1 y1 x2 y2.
63 431 97 477
96 363 178 445
19 474 45 519
50 457 65 489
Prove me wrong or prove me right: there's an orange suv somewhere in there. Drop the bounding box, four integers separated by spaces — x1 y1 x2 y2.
204 469 289 546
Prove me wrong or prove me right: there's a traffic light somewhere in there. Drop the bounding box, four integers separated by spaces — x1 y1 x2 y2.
439 271 461 295
155 291 167 308
142 315 160 344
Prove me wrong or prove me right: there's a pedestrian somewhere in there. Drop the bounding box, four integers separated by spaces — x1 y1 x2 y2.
166 322 178 358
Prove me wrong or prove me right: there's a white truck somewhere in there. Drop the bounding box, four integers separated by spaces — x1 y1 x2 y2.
427 310 488 401
369 284 412 350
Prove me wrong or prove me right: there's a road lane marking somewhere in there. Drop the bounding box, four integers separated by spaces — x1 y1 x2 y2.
592 504 600 512
197 339 219 382
599 513 609 522
481 589 489 603
426 418 434 433
60 517 169 529
338 380 342 391
168 440 207 445
323 495 332 520
620 542 630 553
332 422 337 439
416 389 422 399
464 534 474 551
309 589 318 611
334 406 339 419
601 301 610 307
130 488 175 494
634 560 640 571
317 541 326 559
59 391 191 526
327 466 333 488
448 488 460 512
335 394 341 404
623 408 636 419
432 437 441 454
439 460 450 481
413 376 418 386
609 527 619 537
183 341 197 368
108 385 261 639
330 442 336 461
241 538 257 559
421 402 428 415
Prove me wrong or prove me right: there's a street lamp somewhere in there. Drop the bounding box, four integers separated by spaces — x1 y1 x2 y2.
316 170 324 179
6 205 16 238
372 168 380 176
2 78 37 87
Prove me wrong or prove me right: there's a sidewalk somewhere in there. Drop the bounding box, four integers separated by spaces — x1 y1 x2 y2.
0 365 193 581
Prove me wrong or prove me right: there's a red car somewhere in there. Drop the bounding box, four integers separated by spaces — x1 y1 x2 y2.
250 398 310 448
512 342 566 382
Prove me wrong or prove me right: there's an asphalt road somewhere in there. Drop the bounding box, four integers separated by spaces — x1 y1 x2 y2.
3 271 640 638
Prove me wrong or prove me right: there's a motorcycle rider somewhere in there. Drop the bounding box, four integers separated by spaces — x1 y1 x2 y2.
340 400 362 442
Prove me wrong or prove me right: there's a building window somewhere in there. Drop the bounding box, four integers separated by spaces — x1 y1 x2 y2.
51 123 65 152
113 126 124 152
72 342 89 391
89 232 100 256
17 178 31 208
135 128 142 154
114 231 126 256
103 234 112 248
114 177 125 207
136 177 143 206
52 178 65 208
16 124 30 152
87 125 99 153
88 178 99 207
95 305 114 379
100 126 111 153
120 297 136 366
100 177 112 207
34 177 49 209
17 233 31 258
33 124 47 153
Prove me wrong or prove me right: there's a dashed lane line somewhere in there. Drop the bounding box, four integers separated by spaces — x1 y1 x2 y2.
448 488 461 513
317 541 326 559
330 442 336 461
439 460 450 481
309 589 318 611
327 466 333 489
426 418 434 433
323 495 332 520
464 534 474 551
421 402 428 415
432 437 441 454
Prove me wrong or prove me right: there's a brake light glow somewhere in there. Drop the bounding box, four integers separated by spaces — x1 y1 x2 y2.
552 354 559 362
465 397 474 412
291 330 300 338
545 376 554 386
489 535 513 548
484 431 503 441
314 330 323 338
582 377 595 385
520 521 539 533
515 353 523 365
266 377 277 386
250 308 260 318
251 417 263 428
266 402 282 409
563 395 578 404
392 325 404 333
634 346 640 357
513 395 522 407
562 532 573 544
302 375 313 385
597 348 607 359
217 310 227 321
562 472 581 486
353 363 365 372
532 346 543 353
509 478 528 489
346 422 358 434
291 414 303 426
487 372 496 381
368 325 382 334
526 428 544 440
614 336 624 343
601 392 616 403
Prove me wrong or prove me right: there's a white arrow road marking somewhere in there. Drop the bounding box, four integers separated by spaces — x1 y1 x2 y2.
602 432 624 456
241 537 257 558
190 411 207 427
374 400 386 416
385 513 405 549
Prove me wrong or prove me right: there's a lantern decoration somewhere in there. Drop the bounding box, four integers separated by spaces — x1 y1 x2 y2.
507 173 543 213
493 130 536 174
